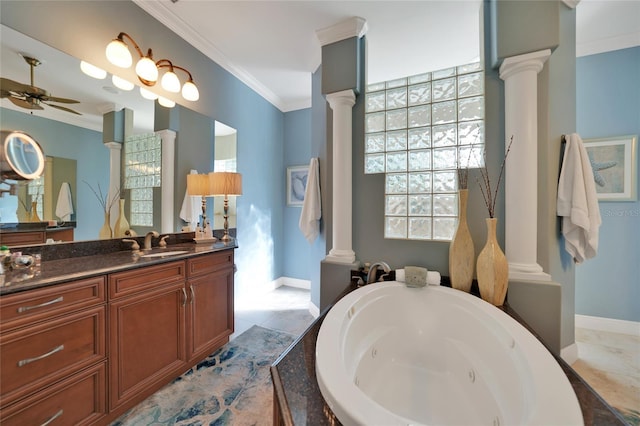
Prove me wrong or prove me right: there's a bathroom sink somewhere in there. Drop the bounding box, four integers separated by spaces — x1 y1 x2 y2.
140 250 189 258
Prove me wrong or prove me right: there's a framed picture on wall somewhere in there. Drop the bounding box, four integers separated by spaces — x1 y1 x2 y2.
583 135 638 202
286 165 309 206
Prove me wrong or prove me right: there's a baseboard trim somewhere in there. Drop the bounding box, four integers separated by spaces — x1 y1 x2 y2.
273 277 311 290
309 302 320 318
560 343 579 365
575 314 640 337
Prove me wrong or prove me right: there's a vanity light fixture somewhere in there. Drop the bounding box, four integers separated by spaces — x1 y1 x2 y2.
111 75 134 91
80 61 107 79
105 32 199 102
158 96 175 108
209 172 242 242
139 87 159 100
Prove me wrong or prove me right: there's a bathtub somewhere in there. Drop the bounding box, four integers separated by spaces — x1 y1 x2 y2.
316 281 583 425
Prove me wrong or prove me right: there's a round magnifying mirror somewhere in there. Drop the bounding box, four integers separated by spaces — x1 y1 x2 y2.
0 130 45 180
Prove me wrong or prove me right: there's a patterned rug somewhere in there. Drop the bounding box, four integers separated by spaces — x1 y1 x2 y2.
112 325 295 425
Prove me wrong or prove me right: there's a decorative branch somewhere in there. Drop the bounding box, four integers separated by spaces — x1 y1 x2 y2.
475 136 514 218
84 181 120 213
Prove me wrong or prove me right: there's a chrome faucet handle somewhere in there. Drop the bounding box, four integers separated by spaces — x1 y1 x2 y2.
159 235 169 248
122 239 140 251
366 261 391 284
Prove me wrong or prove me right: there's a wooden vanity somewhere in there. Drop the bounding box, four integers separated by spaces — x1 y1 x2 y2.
0 244 234 425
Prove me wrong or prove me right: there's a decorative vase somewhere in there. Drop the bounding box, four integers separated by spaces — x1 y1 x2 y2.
30 201 41 222
99 211 112 239
449 189 474 292
476 217 508 306
113 199 130 238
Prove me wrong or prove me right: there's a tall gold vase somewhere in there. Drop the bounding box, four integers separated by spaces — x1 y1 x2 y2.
30 201 41 222
99 211 112 239
476 218 508 306
449 189 474 292
113 199 130 238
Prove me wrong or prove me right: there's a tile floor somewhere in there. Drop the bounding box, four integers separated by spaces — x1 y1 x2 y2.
572 327 640 418
232 285 317 340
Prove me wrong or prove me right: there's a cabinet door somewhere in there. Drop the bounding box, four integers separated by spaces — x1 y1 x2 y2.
109 283 187 410
187 266 234 361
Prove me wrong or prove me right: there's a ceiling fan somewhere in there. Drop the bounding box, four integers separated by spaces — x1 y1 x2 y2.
1 54 82 115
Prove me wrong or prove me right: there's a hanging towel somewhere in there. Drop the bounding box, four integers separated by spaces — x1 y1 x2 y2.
55 182 74 222
557 133 601 263
180 169 201 230
299 158 321 243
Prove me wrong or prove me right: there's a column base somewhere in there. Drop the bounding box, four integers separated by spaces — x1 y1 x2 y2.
509 262 551 281
325 249 356 264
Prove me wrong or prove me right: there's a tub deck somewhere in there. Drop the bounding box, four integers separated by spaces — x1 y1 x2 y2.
271 281 628 426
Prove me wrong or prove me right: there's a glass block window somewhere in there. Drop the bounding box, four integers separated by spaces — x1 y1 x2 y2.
365 62 485 241
124 133 161 227
27 176 44 220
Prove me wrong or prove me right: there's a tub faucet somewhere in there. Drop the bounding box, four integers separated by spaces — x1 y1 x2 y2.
144 231 159 250
366 261 391 284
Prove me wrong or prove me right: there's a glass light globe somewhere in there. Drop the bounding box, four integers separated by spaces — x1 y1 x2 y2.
160 71 181 93
112 75 134 91
158 96 175 108
80 61 107 79
135 57 158 83
181 81 199 101
105 39 132 68
140 87 159 100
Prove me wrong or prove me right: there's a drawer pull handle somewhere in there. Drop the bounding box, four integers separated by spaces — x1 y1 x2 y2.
17 296 64 313
18 344 64 367
190 286 195 304
41 409 63 426
181 287 187 306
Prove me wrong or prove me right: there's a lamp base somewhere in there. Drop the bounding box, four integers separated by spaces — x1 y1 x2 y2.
193 236 218 244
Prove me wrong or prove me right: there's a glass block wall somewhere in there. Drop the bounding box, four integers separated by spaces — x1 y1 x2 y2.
27 177 43 220
365 62 485 241
124 133 161 227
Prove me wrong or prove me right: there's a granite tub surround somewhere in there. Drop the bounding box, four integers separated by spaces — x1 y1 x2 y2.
0 233 237 295
271 282 628 425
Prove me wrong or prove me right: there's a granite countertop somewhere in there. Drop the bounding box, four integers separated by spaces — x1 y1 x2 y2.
271 282 628 426
0 240 236 296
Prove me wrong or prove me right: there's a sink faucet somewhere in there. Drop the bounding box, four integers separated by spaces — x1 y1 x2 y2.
144 231 159 250
366 261 391 284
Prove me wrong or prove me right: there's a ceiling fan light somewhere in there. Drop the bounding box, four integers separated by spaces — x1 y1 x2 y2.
158 96 175 108
140 87 159 100
160 71 181 93
135 57 158 83
106 38 132 68
80 61 107 79
112 75 134 91
181 80 199 101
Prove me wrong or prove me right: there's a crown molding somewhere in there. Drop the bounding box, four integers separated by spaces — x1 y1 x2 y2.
577 31 640 57
316 16 368 47
562 0 580 10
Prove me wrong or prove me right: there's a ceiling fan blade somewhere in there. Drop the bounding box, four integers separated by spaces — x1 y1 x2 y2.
44 95 80 104
43 101 82 115
0 77 32 93
8 96 43 110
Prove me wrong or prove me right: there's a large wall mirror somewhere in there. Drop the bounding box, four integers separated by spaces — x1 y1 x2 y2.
0 24 236 243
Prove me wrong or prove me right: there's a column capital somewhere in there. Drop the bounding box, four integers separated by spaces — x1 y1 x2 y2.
156 129 177 143
562 0 580 9
104 141 122 151
316 17 367 47
326 89 356 109
499 49 552 81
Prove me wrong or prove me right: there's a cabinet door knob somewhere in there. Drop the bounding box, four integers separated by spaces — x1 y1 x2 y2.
18 344 64 367
17 296 64 313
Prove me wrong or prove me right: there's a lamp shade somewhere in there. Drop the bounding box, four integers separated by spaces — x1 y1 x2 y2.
161 70 181 93
209 172 242 196
139 87 159 100
158 96 175 108
187 173 211 196
106 38 132 68
80 61 107 79
181 80 200 101
135 56 158 82
112 75 134 91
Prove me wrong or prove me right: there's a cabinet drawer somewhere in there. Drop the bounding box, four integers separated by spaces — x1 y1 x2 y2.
0 276 106 330
0 306 106 405
0 361 106 426
187 250 234 277
109 261 185 299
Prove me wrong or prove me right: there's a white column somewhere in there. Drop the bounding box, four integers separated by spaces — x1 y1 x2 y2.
325 89 356 264
499 49 551 281
104 141 122 228
157 129 176 234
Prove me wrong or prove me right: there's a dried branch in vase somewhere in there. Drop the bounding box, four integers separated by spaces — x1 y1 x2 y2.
84 180 121 213
475 136 514 218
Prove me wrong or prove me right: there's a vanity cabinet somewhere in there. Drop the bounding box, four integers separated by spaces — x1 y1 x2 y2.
0 276 107 425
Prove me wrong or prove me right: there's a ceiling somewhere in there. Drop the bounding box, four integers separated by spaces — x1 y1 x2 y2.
1 0 638 131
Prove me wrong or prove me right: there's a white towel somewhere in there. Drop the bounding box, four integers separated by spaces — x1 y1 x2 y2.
396 268 441 286
180 169 201 230
557 133 601 263
299 158 321 243
55 182 74 222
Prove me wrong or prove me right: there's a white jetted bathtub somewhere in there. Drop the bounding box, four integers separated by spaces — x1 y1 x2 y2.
316 282 583 425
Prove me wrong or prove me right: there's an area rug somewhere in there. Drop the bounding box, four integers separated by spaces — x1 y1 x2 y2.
112 325 295 426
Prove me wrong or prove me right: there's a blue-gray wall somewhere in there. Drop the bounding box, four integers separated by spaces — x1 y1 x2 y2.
0 108 107 241
576 46 640 322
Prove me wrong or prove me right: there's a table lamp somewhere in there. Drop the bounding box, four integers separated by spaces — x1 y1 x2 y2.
187 173 214 241
209 172 242 242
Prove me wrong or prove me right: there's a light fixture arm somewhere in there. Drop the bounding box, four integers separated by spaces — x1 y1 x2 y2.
117 32 146 59
156 60 195 82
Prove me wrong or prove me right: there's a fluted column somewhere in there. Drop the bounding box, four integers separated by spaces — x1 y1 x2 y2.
325 89 356 264
499 49 551 281
104 141 122 228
